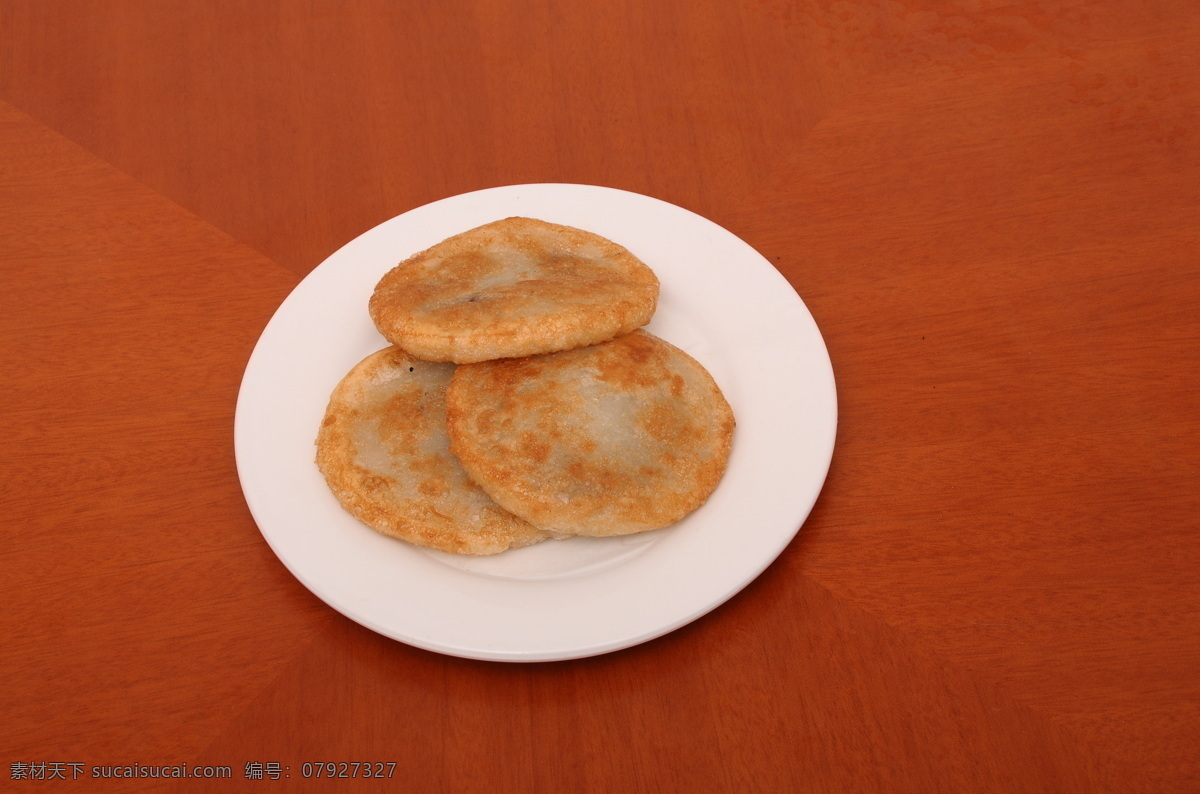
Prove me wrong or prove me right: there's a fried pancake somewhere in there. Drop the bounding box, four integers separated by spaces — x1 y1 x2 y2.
368 217 659 363
315 346 551 555
445 330 735 537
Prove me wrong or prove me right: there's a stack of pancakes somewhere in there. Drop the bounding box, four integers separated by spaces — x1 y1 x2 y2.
316 217 735 555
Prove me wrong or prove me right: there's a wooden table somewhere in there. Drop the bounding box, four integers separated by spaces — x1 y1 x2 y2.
2 1 1197 790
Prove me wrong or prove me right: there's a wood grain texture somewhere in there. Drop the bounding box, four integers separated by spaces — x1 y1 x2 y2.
1 0 1197 791
0 101 334 770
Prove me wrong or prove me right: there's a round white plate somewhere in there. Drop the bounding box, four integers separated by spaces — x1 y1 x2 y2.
234 184 836 662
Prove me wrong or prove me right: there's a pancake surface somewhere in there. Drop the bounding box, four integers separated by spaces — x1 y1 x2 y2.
316 346 551 555
368 217 659 363
446 330 735 537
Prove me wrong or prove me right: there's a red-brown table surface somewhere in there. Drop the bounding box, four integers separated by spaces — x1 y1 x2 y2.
2 1 1197 791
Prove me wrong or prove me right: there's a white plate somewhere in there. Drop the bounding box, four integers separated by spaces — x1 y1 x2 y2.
234 184 836 662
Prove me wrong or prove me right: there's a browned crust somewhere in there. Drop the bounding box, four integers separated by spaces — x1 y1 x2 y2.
445 330 736 537
368 217 659 363
315 346 551 555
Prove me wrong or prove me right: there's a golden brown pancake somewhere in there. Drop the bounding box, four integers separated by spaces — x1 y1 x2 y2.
445 330 735 537
368 217 659 363
315 346 552 555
